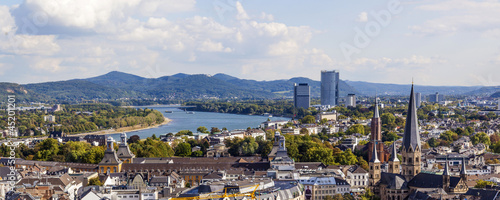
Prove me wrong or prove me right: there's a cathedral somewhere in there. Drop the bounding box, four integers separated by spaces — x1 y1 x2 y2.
369 85 469 200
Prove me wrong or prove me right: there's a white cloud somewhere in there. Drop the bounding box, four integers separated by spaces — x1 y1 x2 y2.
197 39 232 52
260 12 274 21
137 0 195 16
1 34 60 55
31 58 63 72
0 5 15 33
357 12 368 22
235 1 250 20
410 0 500 36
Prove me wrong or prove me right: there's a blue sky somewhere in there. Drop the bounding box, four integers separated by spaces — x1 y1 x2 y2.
1 0 499 86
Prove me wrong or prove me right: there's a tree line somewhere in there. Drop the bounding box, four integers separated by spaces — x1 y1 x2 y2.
0 103 165 137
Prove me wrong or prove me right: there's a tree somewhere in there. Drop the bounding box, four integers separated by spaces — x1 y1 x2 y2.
336 149 358 165
192 150 203 157
475 180 495 188
174 143 192 157
88 177 103 186
303 146 336 165
471 132 491 145
301 115 316 124
428 138 439 147
357 156 369 171
346 124 365 135
382 132 401 142
127 135 140 144
197 126 208 133
210 127 221 134
439 131 458 142
381 113 396 128
332 194 344 200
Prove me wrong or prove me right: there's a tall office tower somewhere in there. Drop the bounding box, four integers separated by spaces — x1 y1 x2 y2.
415 92 422 107
294 83 310 109
346 94 356 107
429 92 439 103
320 70 339 106
439 94 446 102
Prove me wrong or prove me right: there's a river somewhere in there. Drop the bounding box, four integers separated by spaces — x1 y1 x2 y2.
109 106 290 141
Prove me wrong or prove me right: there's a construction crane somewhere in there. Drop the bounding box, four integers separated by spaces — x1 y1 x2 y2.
170 184 260 200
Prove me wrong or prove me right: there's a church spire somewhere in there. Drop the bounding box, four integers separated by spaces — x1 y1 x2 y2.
401 83 422 181
443 158 450 176
388 141 400 174
402 84 421 151
461 157 467 175
370 142 380 163
389 142 399 162
374 97 380 118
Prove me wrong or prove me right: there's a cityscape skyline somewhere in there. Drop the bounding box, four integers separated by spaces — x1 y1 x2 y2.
0 0 499 86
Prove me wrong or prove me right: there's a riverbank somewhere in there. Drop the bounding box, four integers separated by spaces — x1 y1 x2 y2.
71 117 171 137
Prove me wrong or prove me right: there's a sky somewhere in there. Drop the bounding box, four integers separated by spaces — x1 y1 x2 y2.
1 0 500 86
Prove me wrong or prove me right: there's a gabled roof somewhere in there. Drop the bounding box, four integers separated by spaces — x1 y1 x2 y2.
150 176 169 184
407 173 461 189
464 188 500 200
402 85 421 151
379 172 408 190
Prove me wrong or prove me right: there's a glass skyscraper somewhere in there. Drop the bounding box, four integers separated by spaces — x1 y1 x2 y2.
294 83 310 109
321 70 339 106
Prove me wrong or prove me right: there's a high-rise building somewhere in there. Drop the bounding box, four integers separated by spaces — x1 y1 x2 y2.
429 92 445 103
346 94 356 107
415 92 421 107
321 70 339 106
429 92 438 102
294 83 310 109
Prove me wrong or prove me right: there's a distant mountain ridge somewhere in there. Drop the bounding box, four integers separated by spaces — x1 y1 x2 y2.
1 71 498 102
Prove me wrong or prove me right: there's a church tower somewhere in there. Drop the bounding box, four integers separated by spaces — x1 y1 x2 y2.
388 142 400 174
99 137 123 173
443 158 451 192
368 99 385 162
116 133 135 163
401 84 421 181
369 142 381 187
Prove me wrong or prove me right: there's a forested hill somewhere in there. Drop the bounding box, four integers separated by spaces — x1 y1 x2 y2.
1 71 498 103
1 71 358 102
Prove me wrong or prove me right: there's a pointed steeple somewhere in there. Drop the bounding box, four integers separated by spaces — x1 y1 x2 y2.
374 98 380 119
370 142 380 163
389 142 399 162
443 158 450 176
460 157 467 175
402 84 421 151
